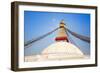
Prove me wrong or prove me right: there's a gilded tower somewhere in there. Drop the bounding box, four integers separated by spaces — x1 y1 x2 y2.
55 20 69 42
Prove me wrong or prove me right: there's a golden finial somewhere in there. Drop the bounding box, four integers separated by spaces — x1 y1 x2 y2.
60 19 65 28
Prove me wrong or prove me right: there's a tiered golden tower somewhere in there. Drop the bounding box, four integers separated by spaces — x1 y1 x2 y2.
55 20 69 42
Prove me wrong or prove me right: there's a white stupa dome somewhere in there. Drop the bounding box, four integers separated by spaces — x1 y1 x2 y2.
41 41 85 60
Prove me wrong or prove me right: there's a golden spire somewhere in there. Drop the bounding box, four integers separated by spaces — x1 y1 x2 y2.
55 20 68 42
59 20 65 28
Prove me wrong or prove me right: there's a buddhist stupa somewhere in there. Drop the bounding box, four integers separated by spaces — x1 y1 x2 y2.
41 20 85 60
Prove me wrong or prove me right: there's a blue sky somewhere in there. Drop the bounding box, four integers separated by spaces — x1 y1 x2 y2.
24 11 90 56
